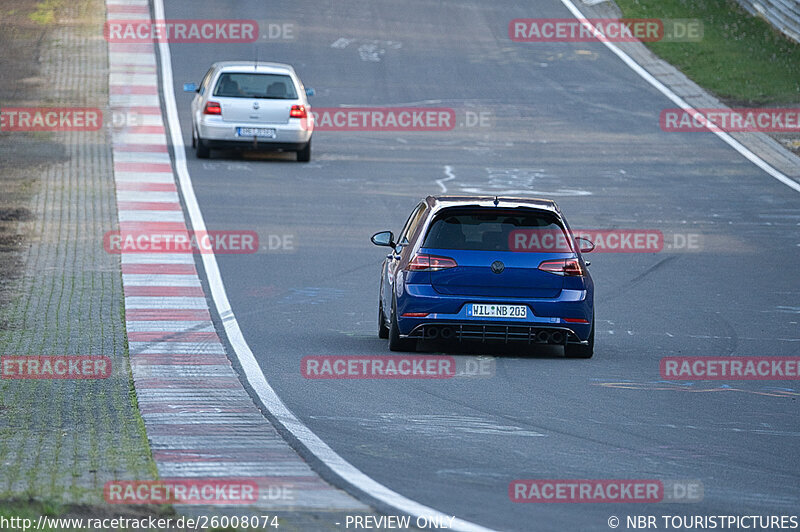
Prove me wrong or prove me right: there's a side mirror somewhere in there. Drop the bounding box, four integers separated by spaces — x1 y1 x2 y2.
575 236 595 253
305 87 315 97
183 82 198 93
371 231 395 247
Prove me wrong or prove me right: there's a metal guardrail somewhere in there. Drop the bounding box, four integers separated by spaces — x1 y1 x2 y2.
734 0 800 43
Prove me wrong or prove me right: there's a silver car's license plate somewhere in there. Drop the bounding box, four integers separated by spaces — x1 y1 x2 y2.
236 127 276 138
469 304 527 319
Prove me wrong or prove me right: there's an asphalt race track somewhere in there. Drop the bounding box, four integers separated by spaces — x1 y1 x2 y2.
161 1 799 530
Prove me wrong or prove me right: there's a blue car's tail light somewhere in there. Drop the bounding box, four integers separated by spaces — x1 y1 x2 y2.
407 254 458 271
538 258 586 276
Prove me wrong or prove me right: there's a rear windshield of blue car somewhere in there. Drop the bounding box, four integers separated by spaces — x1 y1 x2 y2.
423 208 573 252
213 73 298 99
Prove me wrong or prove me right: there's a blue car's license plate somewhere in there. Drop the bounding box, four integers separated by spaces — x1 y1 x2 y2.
469 304 527 319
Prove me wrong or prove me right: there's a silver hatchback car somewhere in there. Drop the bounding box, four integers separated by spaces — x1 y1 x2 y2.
184 61 314 161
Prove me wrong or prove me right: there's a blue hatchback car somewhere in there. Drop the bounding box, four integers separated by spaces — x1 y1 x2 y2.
371 196 595 357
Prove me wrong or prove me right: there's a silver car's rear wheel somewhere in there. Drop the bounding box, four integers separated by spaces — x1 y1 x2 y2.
296 140 311 162
194 129 210 159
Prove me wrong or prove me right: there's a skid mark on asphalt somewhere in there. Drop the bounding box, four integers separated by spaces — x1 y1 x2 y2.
310 414 545 438
435 469 510 487
592 380 800 398
605 255 679 301
576 415 800 437
282 287 346 305
600 330 799 342
768 306 800 313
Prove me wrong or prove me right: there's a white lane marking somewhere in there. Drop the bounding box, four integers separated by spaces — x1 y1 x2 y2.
113 152 171 163
437 165 456 193
557 0 800 194
113 131 167 144
117 211 186 222
152 1 494 529
110 95 161 107
456 167 592 196
110 73 158 85
115 172 176 183
122 274 202 286
126 320 214 332
108 52 155 66
358 43 384 62
330 37 354 49
124 296 208 309
120 253 195 264
116 191 180 202
330 38 402 62
128 342 225 355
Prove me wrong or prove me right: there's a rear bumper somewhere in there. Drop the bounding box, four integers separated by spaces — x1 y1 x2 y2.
406 322 587 345
200 139 308 151
196 116 312 148
396 284 593 341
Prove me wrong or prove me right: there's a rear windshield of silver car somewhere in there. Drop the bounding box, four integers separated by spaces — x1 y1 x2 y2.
213 73 298 99
423 208 573 252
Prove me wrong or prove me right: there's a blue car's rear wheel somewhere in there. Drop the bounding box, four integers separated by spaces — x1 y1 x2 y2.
378 302 389 339
565 318 594 358
388 298 416 352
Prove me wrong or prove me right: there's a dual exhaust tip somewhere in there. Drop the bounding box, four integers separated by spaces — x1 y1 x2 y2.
425 327 454 340
536 330 564 344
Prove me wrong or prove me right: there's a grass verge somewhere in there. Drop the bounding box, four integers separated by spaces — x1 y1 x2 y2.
614 0 800 105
